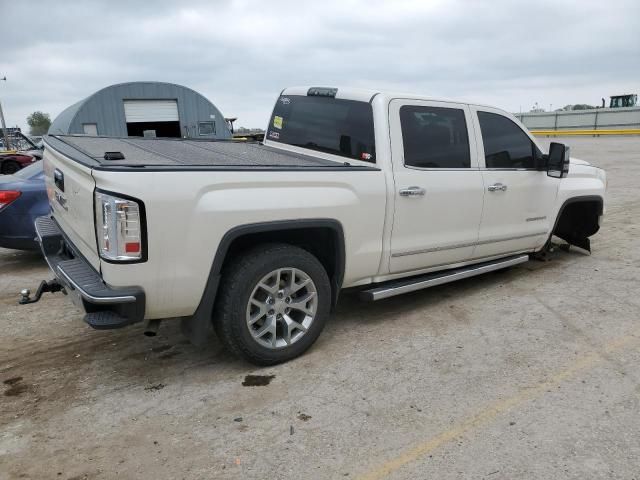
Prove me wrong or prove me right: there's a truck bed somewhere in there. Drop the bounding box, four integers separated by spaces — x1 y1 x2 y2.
44 135 375 171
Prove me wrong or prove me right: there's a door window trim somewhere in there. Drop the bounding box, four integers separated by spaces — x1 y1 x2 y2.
389 98 479 171
399 104 472 170
471 106 545 171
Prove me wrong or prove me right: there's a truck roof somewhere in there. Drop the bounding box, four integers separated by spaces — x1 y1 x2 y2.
44 135 379 172
280 86 505 112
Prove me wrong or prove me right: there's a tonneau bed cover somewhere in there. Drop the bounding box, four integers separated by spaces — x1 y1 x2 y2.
44 135 375 171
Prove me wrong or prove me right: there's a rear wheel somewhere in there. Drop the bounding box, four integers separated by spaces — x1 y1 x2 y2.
1 161 20 175
214 243 331 365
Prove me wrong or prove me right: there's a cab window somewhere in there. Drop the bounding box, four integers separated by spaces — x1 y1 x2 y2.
477 111 540 169
268 95 376 163
400 105 470 168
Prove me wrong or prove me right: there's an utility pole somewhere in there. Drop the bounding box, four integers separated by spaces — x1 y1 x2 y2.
0 76 10 150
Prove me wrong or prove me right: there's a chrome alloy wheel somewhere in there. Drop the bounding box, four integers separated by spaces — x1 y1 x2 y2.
246 267 318 349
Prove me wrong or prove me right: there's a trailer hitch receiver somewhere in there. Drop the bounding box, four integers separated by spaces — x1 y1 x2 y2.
19 279 65 305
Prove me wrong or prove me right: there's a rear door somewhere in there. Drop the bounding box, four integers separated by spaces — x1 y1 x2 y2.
388 99 485 274
43 140 100 269
470 107 559 258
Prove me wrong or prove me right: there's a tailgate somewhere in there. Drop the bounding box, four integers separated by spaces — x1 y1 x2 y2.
43 143 100 270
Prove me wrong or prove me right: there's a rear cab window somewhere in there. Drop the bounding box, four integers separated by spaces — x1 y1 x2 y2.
267 92 376 163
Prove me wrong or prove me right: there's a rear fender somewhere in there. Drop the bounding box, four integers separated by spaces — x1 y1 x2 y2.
180 219 345 345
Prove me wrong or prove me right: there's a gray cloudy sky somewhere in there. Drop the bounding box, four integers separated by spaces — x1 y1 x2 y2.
2 0 639 130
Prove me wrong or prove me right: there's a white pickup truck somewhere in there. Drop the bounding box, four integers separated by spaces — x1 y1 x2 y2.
23 86 606 365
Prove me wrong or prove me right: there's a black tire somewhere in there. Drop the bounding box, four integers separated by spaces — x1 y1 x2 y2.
1 161 20 175
214 243 331 365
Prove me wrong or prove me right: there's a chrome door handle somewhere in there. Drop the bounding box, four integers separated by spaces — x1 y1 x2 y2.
487 183 507 192
399 186 426 197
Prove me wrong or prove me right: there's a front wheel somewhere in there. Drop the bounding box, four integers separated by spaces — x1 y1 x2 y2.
214 243 331 365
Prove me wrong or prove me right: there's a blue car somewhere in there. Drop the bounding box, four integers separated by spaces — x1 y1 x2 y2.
0 162 49 250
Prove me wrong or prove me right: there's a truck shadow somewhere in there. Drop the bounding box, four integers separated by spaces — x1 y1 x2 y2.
332 248 584 330
1 248 584 417
114 248 583 376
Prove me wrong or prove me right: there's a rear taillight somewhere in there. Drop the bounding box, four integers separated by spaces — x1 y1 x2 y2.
94 190 145 262
0 191 21 210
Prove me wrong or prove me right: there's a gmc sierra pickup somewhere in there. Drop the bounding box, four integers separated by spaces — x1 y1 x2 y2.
22 86 606 365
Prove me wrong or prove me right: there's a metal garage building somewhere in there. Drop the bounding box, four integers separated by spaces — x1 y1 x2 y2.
49 81 231 139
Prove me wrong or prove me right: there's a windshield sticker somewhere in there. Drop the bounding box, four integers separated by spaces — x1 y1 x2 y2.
280 97 291 105
273 116 283 129
360 152 372 161
268 131 280 140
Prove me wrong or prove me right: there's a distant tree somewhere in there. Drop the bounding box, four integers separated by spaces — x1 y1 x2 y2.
571 104 595 111
556 104 595 112
26 111 51 135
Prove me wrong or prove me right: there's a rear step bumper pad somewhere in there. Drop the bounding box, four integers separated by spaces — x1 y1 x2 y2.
34 216 145 329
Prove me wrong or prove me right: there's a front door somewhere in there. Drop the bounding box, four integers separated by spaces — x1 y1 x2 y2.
389 100 485 274
470 107 560 258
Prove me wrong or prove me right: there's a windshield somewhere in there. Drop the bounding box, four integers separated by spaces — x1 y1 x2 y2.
267 94 376 163
610 95 638 108
13 161 43 180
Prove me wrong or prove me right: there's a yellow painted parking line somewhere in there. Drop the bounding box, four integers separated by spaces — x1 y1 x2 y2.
531 129 640 136
357 331 639 480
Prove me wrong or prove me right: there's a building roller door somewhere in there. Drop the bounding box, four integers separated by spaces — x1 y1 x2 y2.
123 100 181 138
123 100 179 122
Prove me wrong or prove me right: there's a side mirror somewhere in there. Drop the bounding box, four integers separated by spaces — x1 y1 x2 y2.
547 142 570 178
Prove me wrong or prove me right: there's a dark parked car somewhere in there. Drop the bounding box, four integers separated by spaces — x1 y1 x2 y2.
0 162 48 250
1 152 38 175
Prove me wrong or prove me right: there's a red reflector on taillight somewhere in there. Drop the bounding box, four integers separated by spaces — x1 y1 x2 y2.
0 190 21 208
125 242 140 253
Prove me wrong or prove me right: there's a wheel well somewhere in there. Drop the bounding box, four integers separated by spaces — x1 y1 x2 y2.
182 221 345 345
553 198 602 248
218 223 345 306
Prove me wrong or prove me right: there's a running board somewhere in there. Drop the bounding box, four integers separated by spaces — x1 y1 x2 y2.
359 254 530 301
